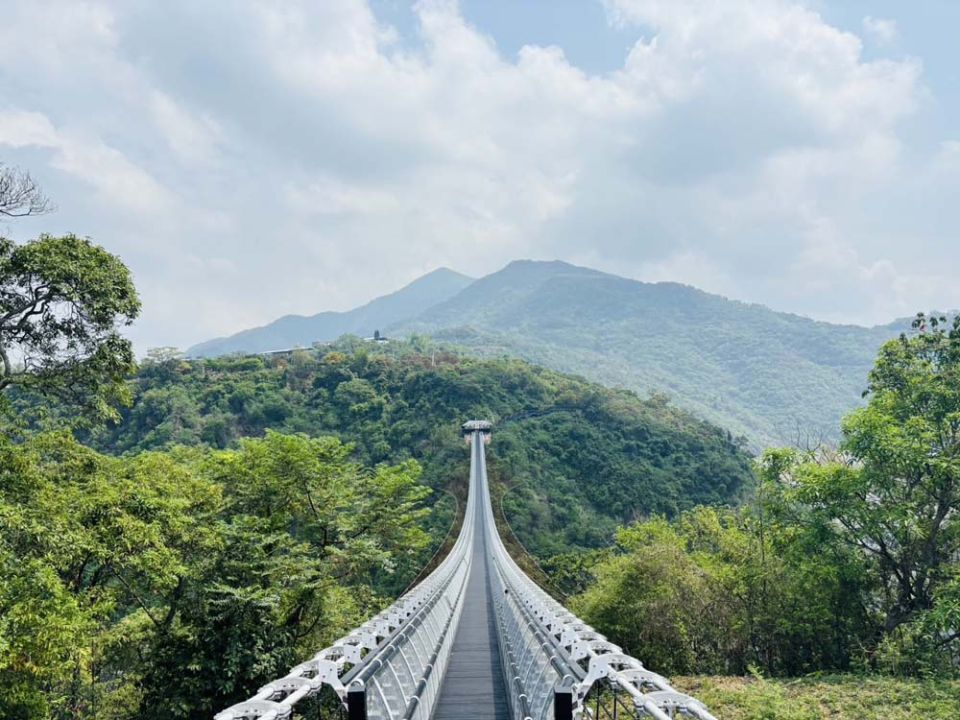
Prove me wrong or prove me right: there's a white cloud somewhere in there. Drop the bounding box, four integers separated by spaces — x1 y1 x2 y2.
284 177 401 216
0 110 59 147
149 92 223 164
0 0 954 350
863 16 898 45
0 109 174 215
635 251 739 299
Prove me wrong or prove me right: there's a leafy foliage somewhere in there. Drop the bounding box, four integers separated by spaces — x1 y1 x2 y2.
790 313 960 674
570 504 870 676
0 234 140 424
572 314 960 679
0 430 428 719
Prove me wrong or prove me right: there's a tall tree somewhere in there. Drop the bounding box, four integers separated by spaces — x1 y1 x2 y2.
0 430 431 719
0 234 141 422
793 313 960 637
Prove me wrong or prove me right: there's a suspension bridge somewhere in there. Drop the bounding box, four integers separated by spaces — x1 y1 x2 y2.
215 422 717 720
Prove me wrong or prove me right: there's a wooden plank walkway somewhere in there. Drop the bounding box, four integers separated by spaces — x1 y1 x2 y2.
431 480 510 720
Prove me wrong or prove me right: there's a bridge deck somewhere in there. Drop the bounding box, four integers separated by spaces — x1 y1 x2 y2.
431 462 510 720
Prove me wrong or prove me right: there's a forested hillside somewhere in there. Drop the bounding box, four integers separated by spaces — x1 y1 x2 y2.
565 314 960 686
393 260 900 448
92 339 754 558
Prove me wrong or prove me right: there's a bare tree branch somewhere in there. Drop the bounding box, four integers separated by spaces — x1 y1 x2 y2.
0 163 53 218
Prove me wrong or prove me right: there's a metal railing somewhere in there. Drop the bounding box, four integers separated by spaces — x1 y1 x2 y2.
476 431 718 720
213 436 478 720
214 426 717 720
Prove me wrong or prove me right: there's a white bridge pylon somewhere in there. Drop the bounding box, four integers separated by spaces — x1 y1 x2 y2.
215 423 718 720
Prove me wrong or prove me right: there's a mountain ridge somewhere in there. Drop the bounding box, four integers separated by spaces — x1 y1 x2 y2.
188 267 474 357
389 260 901 446
187 259 907 446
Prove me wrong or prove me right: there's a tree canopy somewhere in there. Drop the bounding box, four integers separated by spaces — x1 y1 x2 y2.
87 339 754 557
790 313 960 672
0 234 140 423
0 430 428 718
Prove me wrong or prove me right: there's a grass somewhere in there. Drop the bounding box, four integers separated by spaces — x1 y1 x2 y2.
670 675 960 720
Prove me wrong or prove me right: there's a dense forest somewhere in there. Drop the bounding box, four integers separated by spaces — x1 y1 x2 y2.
1 429 429 718
83 339 754 558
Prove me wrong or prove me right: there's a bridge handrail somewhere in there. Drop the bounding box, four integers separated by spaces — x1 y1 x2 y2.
215 428 718 720
476 434 718 720
213 439 479 720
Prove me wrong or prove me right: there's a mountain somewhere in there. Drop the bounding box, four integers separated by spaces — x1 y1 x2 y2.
389 260 901 448
187 259 905 448
187 267 474 357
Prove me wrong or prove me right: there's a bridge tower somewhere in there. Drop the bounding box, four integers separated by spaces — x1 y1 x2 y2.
462 419 492 444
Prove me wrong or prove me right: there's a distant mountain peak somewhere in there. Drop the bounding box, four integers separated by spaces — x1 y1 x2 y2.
417 266 471 280
186 267 474 357
499 258 606 276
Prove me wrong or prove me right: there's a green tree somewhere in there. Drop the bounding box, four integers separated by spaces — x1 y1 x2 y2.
570 517 724 675
571 504 870 677
0 430 431 719
0 234 140 423
792 314 960 639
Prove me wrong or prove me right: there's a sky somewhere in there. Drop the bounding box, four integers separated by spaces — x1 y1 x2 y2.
1 0 959 352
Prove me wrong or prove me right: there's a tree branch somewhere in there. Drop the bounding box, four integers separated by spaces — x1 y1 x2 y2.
108 564 164 630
